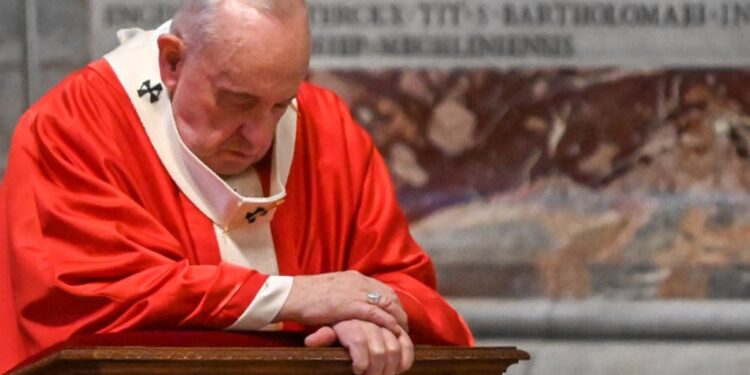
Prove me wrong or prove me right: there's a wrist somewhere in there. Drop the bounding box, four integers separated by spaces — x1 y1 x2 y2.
273 275 302 322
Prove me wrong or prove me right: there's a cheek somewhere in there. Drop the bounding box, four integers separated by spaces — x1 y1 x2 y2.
172 92 227 156
241 117 279 150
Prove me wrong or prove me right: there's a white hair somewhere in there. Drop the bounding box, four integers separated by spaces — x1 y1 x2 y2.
172 0 307 51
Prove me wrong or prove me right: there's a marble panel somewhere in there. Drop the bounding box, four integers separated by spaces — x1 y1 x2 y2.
436 263 543 298
708 265 750 299
310 68 750 299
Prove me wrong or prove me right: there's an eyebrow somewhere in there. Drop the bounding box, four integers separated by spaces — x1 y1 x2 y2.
218 88 257 100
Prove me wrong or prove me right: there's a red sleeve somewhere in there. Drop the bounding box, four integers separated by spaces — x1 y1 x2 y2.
335 100 474 346
1 71 264 360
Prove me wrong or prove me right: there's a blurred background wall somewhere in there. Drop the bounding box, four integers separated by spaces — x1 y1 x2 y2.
4 0 750 373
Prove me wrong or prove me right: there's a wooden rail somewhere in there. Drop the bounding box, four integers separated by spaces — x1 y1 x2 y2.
10 332 529 375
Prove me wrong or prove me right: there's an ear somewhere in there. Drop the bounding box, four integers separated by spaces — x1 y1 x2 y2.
157 34 186 95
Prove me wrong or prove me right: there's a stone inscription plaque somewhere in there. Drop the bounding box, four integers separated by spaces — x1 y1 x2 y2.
309 0 750 68
92 0 750 67
90 0 179 57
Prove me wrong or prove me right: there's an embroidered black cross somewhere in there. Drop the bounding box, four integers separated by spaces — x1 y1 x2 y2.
137 80 163 103
245 207 269 224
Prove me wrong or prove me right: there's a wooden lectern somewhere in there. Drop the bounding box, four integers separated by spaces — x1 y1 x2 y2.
10 332 529 375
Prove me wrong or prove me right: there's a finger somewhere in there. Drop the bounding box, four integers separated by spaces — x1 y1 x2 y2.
337 322 370 375
349 303 402 335
397 328 414 374
304 326 338 347
363 323 386 375
363 281 408 332
377 294 409 333
381 328 402 375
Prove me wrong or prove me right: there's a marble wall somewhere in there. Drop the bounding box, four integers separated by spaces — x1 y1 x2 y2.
308 69 750 300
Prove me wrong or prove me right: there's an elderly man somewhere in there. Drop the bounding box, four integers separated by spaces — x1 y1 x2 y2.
0 0 473 373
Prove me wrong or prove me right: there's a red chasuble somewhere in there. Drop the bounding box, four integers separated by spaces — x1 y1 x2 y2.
0 35 474 375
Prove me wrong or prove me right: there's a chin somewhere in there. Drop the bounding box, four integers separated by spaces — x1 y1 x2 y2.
204 150 266 176
213 163 253 177
206 157 254 177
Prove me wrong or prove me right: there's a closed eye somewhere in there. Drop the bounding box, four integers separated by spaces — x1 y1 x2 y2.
273 98 295 112
217 90 258 110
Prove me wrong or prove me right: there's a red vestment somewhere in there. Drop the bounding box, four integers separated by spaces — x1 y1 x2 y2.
0 58 473 372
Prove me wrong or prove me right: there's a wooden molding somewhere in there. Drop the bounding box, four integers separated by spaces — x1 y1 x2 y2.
13 346 529 375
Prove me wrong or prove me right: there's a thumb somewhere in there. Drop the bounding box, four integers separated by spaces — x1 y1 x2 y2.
304 326 338 347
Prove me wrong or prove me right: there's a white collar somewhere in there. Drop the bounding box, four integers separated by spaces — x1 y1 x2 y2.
104 21 297 230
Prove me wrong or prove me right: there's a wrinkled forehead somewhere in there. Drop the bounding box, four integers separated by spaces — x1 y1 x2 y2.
202 4 309 58
233 23 307 61
195 38 309 100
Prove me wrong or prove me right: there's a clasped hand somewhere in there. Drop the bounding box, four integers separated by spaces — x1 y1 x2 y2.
275 271 414 375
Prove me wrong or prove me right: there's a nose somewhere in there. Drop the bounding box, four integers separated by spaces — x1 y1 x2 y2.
238 109 278 145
